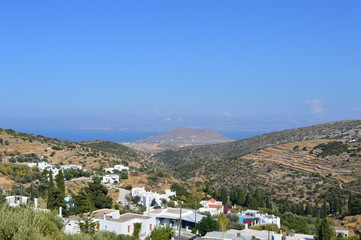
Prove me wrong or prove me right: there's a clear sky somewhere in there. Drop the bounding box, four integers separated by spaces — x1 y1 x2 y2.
0 1 360 132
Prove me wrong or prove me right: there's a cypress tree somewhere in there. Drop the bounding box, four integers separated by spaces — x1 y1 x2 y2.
237 190 246 206
220 188 228 205
315 218 334 240
305 202 313 216
47 171 55 209
56 170 65 194
29 184 35 204
265 196 272 209
320 201 328 218
348 192 353 212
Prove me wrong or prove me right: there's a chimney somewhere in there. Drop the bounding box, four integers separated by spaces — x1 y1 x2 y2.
58 207 62 218
104 213 106 220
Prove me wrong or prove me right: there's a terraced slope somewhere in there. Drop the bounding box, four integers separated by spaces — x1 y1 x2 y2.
176 139 361 201
155 120 361 169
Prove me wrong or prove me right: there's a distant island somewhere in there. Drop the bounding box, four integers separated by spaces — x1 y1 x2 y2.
138 128 234 144
123 128 233 153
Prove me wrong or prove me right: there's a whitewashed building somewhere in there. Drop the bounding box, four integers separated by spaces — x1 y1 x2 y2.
199 198 224 216
104 165 130 173
102 174 120 184
239 210 281 228
27 162 82 176
6 195 38 208
60 165 82 171
65 209 156 238
147 207 206 231
227 229 314 240
131 188 176 207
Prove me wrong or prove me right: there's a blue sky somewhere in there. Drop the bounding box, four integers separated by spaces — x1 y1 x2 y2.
0 0 360 132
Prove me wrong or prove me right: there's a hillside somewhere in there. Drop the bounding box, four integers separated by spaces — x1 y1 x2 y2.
154 120 361 201
138 128 233 144
155 120 361 168
0 129 145 178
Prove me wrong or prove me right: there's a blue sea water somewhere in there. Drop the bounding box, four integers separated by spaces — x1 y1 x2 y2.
10 128 267 143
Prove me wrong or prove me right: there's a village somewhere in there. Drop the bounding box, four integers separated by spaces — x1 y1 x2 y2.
0 145 356 240
3 159 349 240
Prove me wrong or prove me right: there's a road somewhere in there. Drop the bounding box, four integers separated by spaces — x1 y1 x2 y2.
64 177 92 183
116 188 130 206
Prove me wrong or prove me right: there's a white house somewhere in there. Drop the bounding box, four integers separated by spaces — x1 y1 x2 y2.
102 174 120 184
227 229 314 240
146 207 206 231
65 209 156 238
6 195 38 208
335 227 349 237
104 165 129 173
239 210 281 228
199 198 224 216
60 165 82 171
27 162 82 177
131 187 176 207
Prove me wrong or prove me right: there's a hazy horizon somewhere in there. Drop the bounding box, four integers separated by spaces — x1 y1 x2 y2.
1 1 360 133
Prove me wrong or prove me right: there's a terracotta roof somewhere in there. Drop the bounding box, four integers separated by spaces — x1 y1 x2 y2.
208 198 217 203
208 204 223 209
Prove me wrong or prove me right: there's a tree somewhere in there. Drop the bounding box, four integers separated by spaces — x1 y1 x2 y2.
265 196 272 209
314 218 334 240
147 226 175 240
132 195 141 205
196 215 218 236
29 184 35 205
245 193 258 209
78 212 98 234
151 198 157 206
55 170 65 194
83 177 112 209
217 213 229 232
237 190 246 206
349 196 361 215
47 187 66 211
220 188 228 205
133 222 142 238
73 189 96 214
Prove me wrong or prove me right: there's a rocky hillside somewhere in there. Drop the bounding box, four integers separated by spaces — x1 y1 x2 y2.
0 128 144 171
153 120 361 201
155 120 361 168
138 128 233 144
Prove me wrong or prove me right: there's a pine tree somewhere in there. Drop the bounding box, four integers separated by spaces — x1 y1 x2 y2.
78 212 97 234
74 189 96 214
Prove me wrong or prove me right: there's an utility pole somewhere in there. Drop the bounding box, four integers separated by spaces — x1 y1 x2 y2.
194 199 197 230
178 202 182 240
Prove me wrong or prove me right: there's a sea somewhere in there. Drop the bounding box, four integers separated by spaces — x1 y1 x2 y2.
10 128 267 143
